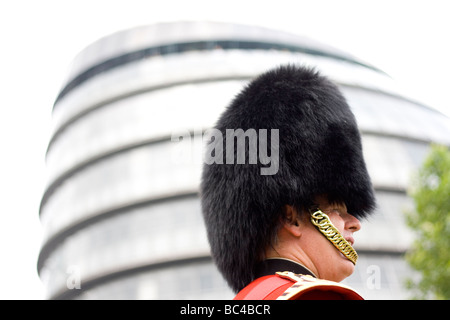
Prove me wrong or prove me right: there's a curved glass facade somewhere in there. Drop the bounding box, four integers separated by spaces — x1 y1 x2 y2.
40 196 211 298
46 80 246 185
39 21 450 300
41 140 203 240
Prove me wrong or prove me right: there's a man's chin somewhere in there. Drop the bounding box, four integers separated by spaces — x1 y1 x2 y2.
336 252 356 280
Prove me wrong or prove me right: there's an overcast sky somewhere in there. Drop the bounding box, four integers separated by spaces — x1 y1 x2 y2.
0 0 448 299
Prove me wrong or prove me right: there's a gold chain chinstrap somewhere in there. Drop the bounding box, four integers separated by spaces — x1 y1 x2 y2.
310 209 358 265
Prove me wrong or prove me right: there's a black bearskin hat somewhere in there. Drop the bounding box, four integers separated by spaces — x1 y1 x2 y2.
200 65 375 292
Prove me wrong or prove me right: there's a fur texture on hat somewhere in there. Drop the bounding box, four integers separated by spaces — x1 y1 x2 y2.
200 65 375 292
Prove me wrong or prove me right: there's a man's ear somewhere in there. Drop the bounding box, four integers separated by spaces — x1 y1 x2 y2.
282 205 303 237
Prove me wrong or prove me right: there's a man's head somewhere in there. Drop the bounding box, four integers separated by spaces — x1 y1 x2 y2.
200 65 375 292
267 196 361 282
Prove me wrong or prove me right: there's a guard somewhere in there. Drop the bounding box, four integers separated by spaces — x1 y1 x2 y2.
201 65 375 300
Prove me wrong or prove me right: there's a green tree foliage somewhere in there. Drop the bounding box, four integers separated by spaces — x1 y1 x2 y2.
405 144 450 299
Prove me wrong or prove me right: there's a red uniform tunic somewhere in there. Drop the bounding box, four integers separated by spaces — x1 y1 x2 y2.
234 259 363 300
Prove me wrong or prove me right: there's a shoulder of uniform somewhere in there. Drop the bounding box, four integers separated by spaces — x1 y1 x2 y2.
275 271 363 300
234 274 294 300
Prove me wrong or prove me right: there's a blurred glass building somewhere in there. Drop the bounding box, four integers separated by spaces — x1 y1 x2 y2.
38 21 450 300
